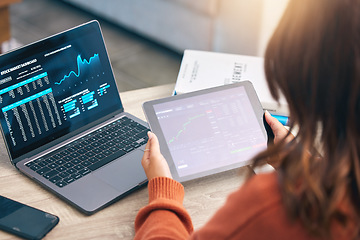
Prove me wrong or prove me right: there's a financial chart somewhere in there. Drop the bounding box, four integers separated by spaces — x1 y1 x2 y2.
52 53 109 121
0 27 121 158
154 86 267 177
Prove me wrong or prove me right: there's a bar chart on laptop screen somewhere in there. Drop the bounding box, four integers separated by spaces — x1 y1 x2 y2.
154 86 267 177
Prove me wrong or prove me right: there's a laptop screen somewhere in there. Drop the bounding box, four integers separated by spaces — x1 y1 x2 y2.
0 21 123 160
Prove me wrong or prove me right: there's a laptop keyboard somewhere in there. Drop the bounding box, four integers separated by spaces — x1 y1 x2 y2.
25 116 149 188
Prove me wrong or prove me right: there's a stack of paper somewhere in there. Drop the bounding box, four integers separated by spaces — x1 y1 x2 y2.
174 50 289 116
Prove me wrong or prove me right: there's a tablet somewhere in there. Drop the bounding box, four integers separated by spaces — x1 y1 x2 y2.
142 81 267 182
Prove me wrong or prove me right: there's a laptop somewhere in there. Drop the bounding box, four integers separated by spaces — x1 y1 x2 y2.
0 21 148 214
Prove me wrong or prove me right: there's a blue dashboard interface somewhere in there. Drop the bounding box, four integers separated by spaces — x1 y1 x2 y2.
0 22 122 159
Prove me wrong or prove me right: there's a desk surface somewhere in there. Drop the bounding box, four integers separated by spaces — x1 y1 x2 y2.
0 84 248 239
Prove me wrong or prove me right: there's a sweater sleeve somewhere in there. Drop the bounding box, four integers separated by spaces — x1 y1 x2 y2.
134 177 194 240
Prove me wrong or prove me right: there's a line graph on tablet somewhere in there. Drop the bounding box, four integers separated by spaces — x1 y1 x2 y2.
168 113 205 144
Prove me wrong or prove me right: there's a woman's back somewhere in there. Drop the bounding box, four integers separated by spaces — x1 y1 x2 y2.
260 0 360 237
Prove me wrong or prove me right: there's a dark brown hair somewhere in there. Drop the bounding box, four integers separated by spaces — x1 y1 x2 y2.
253 0 360 237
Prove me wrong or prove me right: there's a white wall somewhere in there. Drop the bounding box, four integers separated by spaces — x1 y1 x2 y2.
213 0 263 56
257 0 289 56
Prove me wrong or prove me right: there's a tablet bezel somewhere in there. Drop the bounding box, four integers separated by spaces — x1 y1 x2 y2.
142 81 267 182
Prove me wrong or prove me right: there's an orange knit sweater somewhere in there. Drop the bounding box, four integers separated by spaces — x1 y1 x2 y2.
134 173 356 240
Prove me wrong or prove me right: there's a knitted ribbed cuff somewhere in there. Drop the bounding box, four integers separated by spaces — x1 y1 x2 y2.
148 177 185 204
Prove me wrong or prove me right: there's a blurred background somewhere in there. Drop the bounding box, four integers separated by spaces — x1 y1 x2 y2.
1 0 289 92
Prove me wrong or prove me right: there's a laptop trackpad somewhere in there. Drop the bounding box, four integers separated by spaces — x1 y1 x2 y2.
94 150 147 193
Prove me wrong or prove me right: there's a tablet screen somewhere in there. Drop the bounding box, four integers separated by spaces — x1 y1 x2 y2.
151 84 267 179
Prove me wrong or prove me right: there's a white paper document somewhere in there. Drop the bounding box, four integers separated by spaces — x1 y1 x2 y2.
174 50 289 115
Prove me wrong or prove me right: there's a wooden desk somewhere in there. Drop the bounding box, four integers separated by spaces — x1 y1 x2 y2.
0 84 248 239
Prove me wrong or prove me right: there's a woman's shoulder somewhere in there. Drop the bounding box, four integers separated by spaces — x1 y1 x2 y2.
203 172 283 227
192 172 319 239
231 172 281 204
225 172 282 217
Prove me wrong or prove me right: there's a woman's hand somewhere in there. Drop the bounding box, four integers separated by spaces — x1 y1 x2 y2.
265 111 293 145
264 112 294 169
141 132 172 180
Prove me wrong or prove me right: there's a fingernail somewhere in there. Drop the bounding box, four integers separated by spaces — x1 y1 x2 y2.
147 131 153 139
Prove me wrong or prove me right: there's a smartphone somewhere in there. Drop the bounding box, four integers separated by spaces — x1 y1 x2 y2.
0 195 59 240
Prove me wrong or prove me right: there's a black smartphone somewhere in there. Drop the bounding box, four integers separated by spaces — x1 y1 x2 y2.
0 195 59 240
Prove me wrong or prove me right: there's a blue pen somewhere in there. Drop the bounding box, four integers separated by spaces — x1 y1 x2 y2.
271 114 289 126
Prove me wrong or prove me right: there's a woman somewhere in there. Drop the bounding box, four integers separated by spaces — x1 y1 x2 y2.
134 0 360 239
